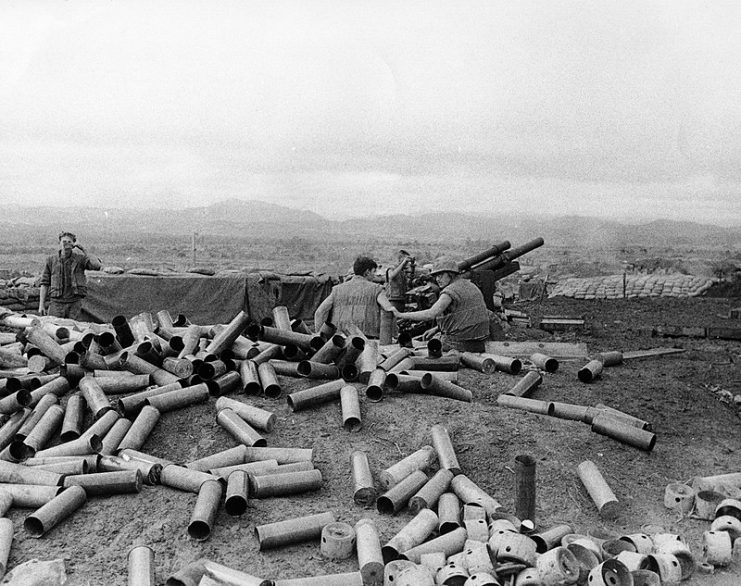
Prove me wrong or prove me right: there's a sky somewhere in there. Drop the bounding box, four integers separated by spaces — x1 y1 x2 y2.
1 0 740 225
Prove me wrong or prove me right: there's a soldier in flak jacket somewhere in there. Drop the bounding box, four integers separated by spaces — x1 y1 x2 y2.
314 255 396 339
394 258 489 352
38 231 103 319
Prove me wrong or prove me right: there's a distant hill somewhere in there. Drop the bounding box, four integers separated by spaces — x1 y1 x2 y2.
1 199 739 249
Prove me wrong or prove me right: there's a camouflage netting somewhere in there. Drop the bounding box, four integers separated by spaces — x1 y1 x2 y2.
549 273 715 299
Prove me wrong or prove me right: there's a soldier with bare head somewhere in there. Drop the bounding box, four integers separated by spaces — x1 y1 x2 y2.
38 231 103 319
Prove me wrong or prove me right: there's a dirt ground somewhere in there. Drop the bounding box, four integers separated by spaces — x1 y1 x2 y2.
4 295 741 585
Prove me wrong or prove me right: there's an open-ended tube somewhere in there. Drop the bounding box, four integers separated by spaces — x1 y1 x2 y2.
365 368 388 402
100 418 133 455
116 381 185 416
296 361 340 380
160 464 220 494
209 458 278 480
95 373 152 395
286 379 345 412
438 492 461 534
64 468 143 495
578 359 604 383
186 445 247 472
34 433 103 458
382 508 439 563
577 460 622 520
496 394 554 416
510 454 538 525
355 518 384 585
356 340 378 383
482 353 522 375
127 544 154 586
399 526 467 563
117 405 161 452
257 362 282 398
243 446 313 464
311 334 346 364
255 511 335 550
450 474 502 517
591 414 656 451
379 445 437 490
238 359 263 394
99 454 161 485
409 469 453 515
225 470 250 516
24 484 87 537
250 469 323 498
215 396 276 432
530 352 559 373
60 393 86 442
377 470 428 515
340 385 362 432
188 479 223 541
431 424 461 475
145 383 210 413
12 404 64 460
506 371 543 398
204 311 251 357
411 355 460 372
419 374 472 402
459 352 495 374
217 409 267 447
351 450 376 507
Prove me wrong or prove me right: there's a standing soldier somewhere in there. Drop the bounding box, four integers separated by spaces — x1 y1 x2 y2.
38 231 103 319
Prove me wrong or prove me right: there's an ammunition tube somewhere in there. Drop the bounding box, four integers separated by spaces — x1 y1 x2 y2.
60 393 86 442
0 389 32 415
0 460 64 486
122 353 179 387
188 479 223 541
117 405 161 452
251 469 323 498
257 362 282 398
255 511 335 550
596 351 623 367
24 484 86 537
95 374 152 395
577 460 622 520
399 526 467 563
530 353 559 373
286 379 345 412
24 326 66 365
80 409 120 442
238 359 262 394
205 371 242 397
28 376 71 406
427 338 443 358
506 371 544 398
365 368 387 402
215 397 276 432
410 355 460 371
79 377 114 420
340 385 362 432
451 474 502 517
430 424 460 475
64 469 143 495
186 445 247 472
311 335 346 364
382 508 439 563
271 573 363 586
30 459 88 476
217 409 267 447
378 348 413 372
551 401 590 422
210 459 278 480
224 470 250 516
515 454 536 523
0 517 11 575
34 433 103 458
419 374 472 402
379 445 436 490
377 469 429 515
145 383 209 412
127 544 155 586
496 394 554 416
531 524 574 553
459 352 496 374
15 394 58 442
204 311 251 356
0 410 31 452
0 483 62 507
160 464 219 494
100 418 133 455
98 454 161 485
385 373 422 393
112 316 136 348
356 340 378 383
268 359 301 378
578 359 603 383
591 414 656 451
350 450 376 507
438 492 462 534
355 518 384 585
409 469 454 514
117 381 185 416
243 446 312 464
13 404 64 460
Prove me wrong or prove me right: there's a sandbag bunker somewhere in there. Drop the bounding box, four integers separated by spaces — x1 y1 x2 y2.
0 305 738 584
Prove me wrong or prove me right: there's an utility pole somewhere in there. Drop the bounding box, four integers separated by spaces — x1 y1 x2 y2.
192 232 197 266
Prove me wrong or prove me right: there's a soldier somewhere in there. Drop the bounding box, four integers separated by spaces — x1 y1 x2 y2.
394 258 490 352
38 231 103 319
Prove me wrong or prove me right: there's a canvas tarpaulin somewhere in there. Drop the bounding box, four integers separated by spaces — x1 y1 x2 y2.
244 272 335 323
81 272 247 324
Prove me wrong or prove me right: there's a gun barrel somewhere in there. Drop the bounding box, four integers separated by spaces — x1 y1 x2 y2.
457 241 511 271
472 237 544 271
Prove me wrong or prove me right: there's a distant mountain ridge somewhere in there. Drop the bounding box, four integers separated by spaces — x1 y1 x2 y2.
1 199 739 248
